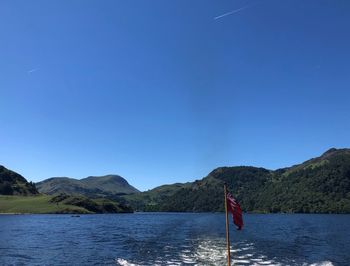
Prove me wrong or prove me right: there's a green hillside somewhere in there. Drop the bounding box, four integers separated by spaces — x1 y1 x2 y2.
124 148 350 213
36 174 139 197
0 165 38 195
0 194 133 214
123 183 192 211
0 195 88 214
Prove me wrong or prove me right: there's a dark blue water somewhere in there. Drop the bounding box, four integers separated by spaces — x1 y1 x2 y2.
0 213 349 265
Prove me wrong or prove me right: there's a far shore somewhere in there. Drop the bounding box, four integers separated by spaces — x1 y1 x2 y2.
0 213 27 215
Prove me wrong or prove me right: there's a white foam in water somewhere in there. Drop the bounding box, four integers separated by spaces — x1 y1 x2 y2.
232 259 251 264
258 260 278 265
116 242 335 266
250 258 263 262
250 263 282 266
166 261 181 266
241 246 254 251
305 262 334 266
115 258 139 266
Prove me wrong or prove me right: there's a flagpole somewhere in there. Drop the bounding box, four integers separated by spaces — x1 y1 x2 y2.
224 183 231 266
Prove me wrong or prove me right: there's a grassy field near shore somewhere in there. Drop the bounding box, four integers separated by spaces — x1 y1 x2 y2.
0 195 91 214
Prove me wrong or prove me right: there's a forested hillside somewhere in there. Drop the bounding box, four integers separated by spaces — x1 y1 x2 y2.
0 165 38 195
3 148 350 213
124 148 350 213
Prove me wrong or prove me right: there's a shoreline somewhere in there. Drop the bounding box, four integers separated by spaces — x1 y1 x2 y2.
1 211 350 215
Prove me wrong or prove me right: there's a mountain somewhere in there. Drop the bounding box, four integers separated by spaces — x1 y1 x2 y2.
81 175 139 195
3 148 350 213
0 165 38 195
36 174 139 198
123 148 350 213
0 166 134 213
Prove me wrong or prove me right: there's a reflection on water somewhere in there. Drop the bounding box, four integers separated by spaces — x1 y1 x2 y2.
0 213 349 265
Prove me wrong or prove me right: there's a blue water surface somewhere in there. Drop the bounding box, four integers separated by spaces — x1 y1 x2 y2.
0 213 349 265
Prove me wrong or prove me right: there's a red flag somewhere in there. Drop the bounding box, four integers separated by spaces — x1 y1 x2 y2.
226 192 243 230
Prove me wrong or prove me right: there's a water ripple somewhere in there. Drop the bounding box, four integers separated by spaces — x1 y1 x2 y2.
0 213 348 265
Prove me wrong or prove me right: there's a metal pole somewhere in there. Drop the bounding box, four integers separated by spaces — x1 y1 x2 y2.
224 183 231 266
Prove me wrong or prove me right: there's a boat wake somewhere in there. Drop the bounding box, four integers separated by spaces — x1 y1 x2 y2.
116 258 334 266
115 239 335 266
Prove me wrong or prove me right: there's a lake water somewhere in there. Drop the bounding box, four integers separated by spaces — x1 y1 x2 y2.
0 213 349 265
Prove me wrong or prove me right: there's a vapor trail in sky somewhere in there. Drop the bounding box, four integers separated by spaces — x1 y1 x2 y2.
27 68 39 74
214 5 251 20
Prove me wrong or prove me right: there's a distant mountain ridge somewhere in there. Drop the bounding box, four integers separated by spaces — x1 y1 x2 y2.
0 168 135 214
2 148 350 213
123 148 350 213
36 174 139 197
0 165 38 195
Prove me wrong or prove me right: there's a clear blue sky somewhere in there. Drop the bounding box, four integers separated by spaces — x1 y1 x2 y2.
1 0 349 191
